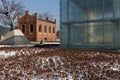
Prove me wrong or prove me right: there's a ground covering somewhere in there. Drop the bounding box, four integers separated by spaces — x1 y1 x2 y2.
0 47 119 80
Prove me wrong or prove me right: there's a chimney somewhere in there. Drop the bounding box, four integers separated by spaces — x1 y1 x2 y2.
35 12 38 17
46 16 49 20
54 19 56 23
26 10 29 15
35 12 38 21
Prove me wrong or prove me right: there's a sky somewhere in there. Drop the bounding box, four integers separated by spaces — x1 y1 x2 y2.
15 0 60 30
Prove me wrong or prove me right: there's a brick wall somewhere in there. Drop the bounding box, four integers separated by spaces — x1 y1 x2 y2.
18 10 56 42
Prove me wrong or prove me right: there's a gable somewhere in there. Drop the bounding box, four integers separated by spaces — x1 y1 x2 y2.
19 14 36 23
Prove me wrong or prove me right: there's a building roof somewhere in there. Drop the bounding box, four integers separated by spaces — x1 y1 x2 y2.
0 29 30 45
0 25 10 35
38 18 56 24
19 10 56 24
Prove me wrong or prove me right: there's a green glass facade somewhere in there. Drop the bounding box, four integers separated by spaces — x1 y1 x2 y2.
60 0 120 49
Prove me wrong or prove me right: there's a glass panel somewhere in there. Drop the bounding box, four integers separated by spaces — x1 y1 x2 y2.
88 0 103 20
88 22 103 45
60 0 120 48
104 0 113 19
61 24 69 45
114 0 120 18
61 0 68 23
114 21 120 46
70 23 87 45
104 22 113 45
69 0 87 22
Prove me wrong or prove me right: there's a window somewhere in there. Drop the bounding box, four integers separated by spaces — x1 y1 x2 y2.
44 25 47 33
49 26 51 33
30 24 34 32
22 25 25 33
53 27 55 33
44 37 47 41
39 25 42 32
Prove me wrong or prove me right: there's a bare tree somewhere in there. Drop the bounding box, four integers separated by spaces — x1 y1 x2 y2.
39 12 54 21
0 0 25 28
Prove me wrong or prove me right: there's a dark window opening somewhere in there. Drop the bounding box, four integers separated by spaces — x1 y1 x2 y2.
22 25 25 33
49 26 51 33
44 25 47 33
39 25 42 32
53 27 55 33
30 24 34 32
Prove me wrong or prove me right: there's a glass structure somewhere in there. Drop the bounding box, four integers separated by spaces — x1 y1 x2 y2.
60 0 120 49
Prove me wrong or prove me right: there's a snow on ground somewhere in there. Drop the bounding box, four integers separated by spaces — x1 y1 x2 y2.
0 51 16 58
31 41 60 45
0 45 34 48
43 42 60 44
111 67 119 71
0 47 119 80
110 62 120 71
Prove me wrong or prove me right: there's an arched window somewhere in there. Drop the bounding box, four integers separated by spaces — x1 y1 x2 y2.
53 27 55 33
39 25 42 32
44 25 47 33
49 26 51 33
22 25 25 33
30 24 34 32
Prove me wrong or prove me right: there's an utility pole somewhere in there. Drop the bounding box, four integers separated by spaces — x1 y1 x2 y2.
0 0 14 31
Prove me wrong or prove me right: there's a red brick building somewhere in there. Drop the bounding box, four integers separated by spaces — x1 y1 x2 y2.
18 11 56 42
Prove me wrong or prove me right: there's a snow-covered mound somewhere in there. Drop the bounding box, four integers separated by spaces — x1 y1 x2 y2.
0 47 119 80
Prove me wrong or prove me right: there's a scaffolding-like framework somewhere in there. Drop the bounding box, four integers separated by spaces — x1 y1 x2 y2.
60 0 120 50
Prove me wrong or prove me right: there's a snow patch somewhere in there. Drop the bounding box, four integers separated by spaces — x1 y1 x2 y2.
68 74 73 80
0 45 34 47
78 74 83 80
111 67 119 71
0 51 17 58
110 62 120 71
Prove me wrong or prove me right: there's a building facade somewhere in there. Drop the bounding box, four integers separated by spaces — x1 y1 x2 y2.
18 11 56 42
60 0 120 49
